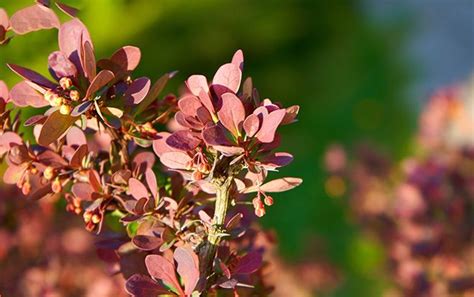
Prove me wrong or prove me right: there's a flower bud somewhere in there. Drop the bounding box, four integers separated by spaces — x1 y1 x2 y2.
44 90 55 102
264 196 274 206
43 166 55 180
91 213 101 224
74 207 82 215
22 181 31 195
59 104 72 115
69 89 80 101
29 167 38 175
83 211 92 223
192 170 203 181
59 77 73 90
49 94 63 107
52 178 62 193
252 197 261 208
255 207 266 217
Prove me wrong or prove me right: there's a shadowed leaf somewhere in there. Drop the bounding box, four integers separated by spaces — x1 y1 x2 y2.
133 72 172 116
125 77 151 104
55 2 79 17
132 235 163 251
8 64 56 89
71 100 93 117
85 70 114 99
166 130 201 151
111 46 141 71
38 111 76 146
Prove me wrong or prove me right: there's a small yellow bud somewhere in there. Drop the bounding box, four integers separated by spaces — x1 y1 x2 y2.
50 96 63 107
59 77 73 90
52 178 62 193
59 104 72 115
43 166 55 180
44 90 55 102
69 89 80 101
83 211 92 223
91 214 101 224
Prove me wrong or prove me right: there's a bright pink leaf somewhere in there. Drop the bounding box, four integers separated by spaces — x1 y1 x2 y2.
10 4 59 35
186 75 208 96
255 109 286 143
159 152 192 170
259 177 302 193
212 63 241 93
0 9 9 29
0 80 9 102
243 114 260 138
217 92 245 137
174 246 200 296
129 178 149 200
231 49 244 71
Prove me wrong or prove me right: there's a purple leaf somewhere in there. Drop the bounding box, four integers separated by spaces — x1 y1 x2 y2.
233 251 263 275
48 51 77 79
9 81 48 108
110 46 141 72
71 100 93 117
259 177 302 193
166 130 201 151
217 92 245 137
72 182 94 200
261 152 293 168
243 114 260 138
55 2 79 18
186 75 208 96
212 63 241 94
202 125 245 156
159 152 192 170
10 4 59 35
145 255 184 295
255 109 286 143
85 70 114 99
7 64 56 89
174 246 200 296
125 77 151 105
129 178 149 200
125 274 172 297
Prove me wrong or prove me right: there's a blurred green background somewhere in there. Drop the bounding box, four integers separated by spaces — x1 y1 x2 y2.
1 0 471 296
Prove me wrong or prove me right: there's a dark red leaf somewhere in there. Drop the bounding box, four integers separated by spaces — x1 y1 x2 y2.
125 77 151 105
10 4 59 35
72 182 94 200
174 246 200 296
70 144 88 167
55 2 79 18
132 235 163 251
166 130 201 151
126 274 172 297
81 41 96 81
85 70 114 99
233 251 263 275
110 46 141 72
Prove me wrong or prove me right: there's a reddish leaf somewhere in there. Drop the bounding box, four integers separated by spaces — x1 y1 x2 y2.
145 255 184 295
88 169 102 192
9 81 48 108
152 132 174 157
48 51 77 79
132 152 156 172
85 70 114 99
281 105 300 125
198 89 215 115
37 150 68 167
129 178 149 200
110 46 141 72
178 95 202 117
66 126 87 147
38 111 76 146
133 72 173 116
0 132 22 155
145 168 158 198
10 4 59 35
212 63 241 93
0 9 9 30
126 274 172 297
255 109 286 143
81 41 96 81
233 251 263 275
243 114 260 138
166 130 201 151
186 75 208 96
70 144 88 167
174 246 200 296
3 163 27 185
132 235 163 251
125 77 151 105
59 18 92 72
0 80 8 102
72 182 94 200
7 64 56 89
217 92 245 137
259 177 302 193
159 152 192 170
55 2 79 18
231 49 244 71
24 115 47 126
202 124 232 146
261 152 293 168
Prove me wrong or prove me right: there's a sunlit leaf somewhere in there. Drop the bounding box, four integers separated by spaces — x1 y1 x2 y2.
174 246 200 296
10 4 59 35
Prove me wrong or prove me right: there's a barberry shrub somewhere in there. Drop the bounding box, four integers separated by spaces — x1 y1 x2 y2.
0 2 302 296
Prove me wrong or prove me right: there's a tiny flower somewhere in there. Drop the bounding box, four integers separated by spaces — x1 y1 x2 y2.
43 166 55 180
69 89 80 101
59 77 73 89
50 95 63 107
83 210 92 223
59 104 72 115
91 213 101 224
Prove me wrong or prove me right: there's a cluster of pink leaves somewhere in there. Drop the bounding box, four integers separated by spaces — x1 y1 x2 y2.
0 2 302 296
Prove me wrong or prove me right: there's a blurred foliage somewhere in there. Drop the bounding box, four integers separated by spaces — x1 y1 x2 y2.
0 0 416 296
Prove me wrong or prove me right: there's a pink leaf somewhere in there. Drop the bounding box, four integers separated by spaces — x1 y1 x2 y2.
72 182 94 200
3 163 27 185
59 18 92 72
255 109 286 143
0 9 9 30
217 92 245 137
0 80 8 103
260 152 293 169
243 114 260 138
174 246 200 296
110 46 142 72
10 4 59 35
160 152 192 170
9 81 48 108
7 64 56 89
0 132 22 155
212 63 241 93
198 89 215 115
85 70 114 99
152 132 174 157
259 177 302 193
126 274 172 297
166 130 201 151
125 77 151 104
145 255 184 295
132 151 156 172
129 178 149 200
66 126 87 147
178 95 202 117
186 75 208 96
231 49 244 71
145 168 158 198
48 51 77 79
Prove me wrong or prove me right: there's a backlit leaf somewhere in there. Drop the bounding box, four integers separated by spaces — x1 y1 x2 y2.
9 81 48 108
125 77 151 105
174 246 200 296
212 63 241 94
125 274 172 297
48 51 77 79
10 4 59 35
217 92 245 137
255 109 286 143
259 177 302 193
85 70 114 99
